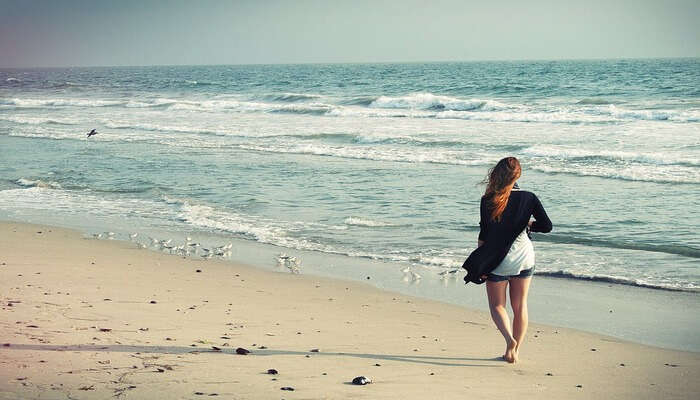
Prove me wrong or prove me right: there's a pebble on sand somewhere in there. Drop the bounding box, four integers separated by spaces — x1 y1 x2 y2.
280 387 295 391
352 376 372 385
236 347 250 355
267 369 278 375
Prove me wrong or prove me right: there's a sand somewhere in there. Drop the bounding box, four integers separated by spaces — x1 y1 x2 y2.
1 221 698 399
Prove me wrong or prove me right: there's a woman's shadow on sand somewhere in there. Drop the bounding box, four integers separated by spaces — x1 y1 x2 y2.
2 343 503 367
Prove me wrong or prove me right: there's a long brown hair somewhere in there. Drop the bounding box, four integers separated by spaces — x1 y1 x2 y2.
483 157 521 222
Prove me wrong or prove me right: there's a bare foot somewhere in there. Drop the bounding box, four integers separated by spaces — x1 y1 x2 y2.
504 339 518 363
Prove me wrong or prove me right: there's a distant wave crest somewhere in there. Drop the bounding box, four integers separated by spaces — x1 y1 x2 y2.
369 93 507 112
3 94 698 123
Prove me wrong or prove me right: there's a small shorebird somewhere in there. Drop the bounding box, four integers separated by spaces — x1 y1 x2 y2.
86 129 98 138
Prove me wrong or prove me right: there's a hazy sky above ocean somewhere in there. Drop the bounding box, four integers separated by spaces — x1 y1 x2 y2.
1 0 698 68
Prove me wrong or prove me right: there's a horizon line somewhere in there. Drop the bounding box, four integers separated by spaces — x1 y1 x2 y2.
1 55 698 70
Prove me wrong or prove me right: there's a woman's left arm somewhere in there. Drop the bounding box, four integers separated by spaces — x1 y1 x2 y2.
530 194 552 233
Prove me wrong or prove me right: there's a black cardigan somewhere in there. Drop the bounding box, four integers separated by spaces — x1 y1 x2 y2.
462 189 552 284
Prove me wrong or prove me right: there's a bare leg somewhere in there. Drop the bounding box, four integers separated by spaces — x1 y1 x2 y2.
486 280 517 363
509 276 532 362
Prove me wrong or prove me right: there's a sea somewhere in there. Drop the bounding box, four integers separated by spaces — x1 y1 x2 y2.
1 59 699 296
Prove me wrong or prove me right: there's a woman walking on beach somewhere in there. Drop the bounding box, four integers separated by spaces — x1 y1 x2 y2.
463 157 552 363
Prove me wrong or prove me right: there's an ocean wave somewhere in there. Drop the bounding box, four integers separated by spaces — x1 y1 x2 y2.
1 97 195 110
51 81 89 89
15 178 62 189
1 98 125 108
0 115 80 126
369 93 508 111
593 105 700 122
536 233 700 259
342 96 377 106
268 103 335 115
576 98 614 105
523 146 700 167
531 164 700 185
434 109 606 123
1 186 697 292
102 120 227 136
177 201 340 254
165 98 338 115
535 270 698 292
236 143 496 166
344 217 400 227
3 94 697 124
265 93 324 102
0 187 172 219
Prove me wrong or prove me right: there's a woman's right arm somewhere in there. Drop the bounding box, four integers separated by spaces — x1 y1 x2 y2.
478 197 488 246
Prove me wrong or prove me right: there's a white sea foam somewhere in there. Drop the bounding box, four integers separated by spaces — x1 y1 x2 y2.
531 164 700 184
15 178 62 189
2 94 697 124
268 92 324 102
344 217 397 227
0 187 171 218
0 115 80 125
102 120 228 136
1 98 125 108
177 201 338 253
600 105 700 122
236 143 495 166
369 93 508 111
522 146 700 167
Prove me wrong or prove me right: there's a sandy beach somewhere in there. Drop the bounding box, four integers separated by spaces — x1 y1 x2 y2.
1 221 698 399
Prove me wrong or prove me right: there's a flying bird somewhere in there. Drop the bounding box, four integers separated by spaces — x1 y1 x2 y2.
86 129 98 138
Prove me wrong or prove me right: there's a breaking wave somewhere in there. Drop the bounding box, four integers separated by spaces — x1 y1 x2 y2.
536 270 698 292
344 217 401 227
15 178 62 189
265 93 324 102
523 146 700 167
369 93 508 111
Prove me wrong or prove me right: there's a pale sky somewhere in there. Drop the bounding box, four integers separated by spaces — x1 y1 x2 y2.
1 0 698 68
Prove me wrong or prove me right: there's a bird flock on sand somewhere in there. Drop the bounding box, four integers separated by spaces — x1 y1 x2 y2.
91 231 463 284
93 232 233 259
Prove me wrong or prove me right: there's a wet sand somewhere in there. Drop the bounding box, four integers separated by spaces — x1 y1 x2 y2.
1 221 698 399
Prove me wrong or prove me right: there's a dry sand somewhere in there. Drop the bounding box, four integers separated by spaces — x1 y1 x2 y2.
1 221 698 399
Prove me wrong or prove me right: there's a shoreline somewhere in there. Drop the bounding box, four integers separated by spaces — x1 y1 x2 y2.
1 221 699 399
1 215 698 352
